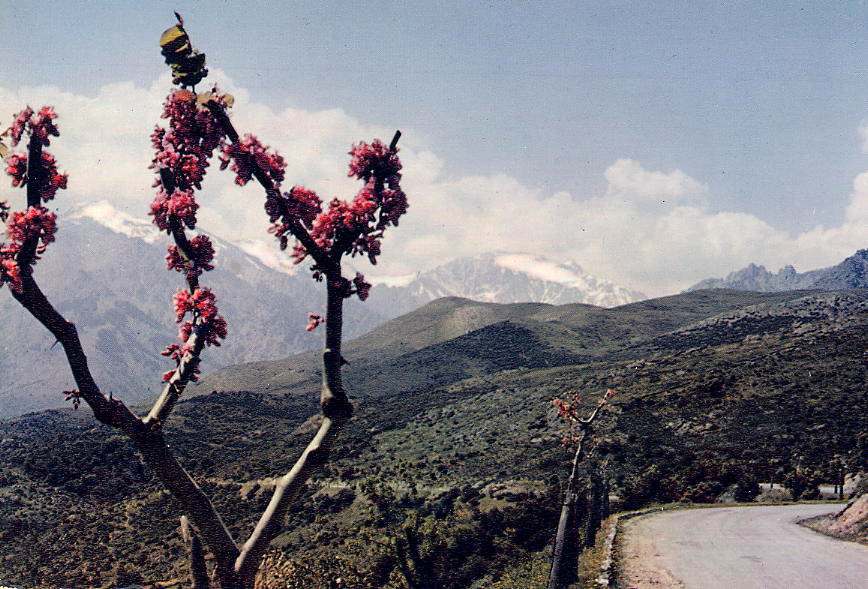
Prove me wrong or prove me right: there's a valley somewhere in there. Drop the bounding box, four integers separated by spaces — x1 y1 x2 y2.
1 287 864 587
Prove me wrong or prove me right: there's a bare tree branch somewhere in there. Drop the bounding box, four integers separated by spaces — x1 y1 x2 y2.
10 274 140 432
234 272 353 583
235 414 344 582
143 332 204 427
226 126 402 583
12 272 240 577
181 516 210 589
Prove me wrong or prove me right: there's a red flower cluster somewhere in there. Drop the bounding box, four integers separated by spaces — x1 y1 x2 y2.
39 151 68 201
0 105 67 293
306 312 324 332
219 133 286 188
166 234 215 279
289 140 407 277
150 90 229 381
5 106 59 147
162 287 228 381
63 389 82 410
5 153 28 188
266 185 323 251
6 206 57 248
6 107 33 145
347 139 402 182
0 255 22 293
0 207 59 292
160 341 197 383
30 106 60 147
551 389 615 446
4 150 68 201
149 89 229 233
150 188 199 231
152 89 226 188
174 288 226 342
353 272 371 301
552 394 582 423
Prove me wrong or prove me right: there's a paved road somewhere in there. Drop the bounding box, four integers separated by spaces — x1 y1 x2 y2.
618 504 867 588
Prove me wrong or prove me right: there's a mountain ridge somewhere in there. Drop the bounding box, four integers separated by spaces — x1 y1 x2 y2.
686 249 868 292
0 203 643 417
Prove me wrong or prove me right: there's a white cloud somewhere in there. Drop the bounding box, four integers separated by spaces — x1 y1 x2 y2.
604 158 706 200
1 76 865 298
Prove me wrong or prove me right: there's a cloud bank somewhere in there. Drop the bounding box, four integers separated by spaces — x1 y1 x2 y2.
1 73 865 296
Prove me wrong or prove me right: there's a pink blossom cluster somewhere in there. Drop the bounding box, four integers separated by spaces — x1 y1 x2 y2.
552 395 582 422
3 107 67 200
347 139 402 182
290 140 407 270
5 206 57 247
161 287 227 382
305 271 371 331
5 154 27 187
267 185 323 252
0 250 23 292
150 188 199 231
150 89 229 381
551 389 615 446
0 206 59 292
39 152 69 201
152 89 226 188
4 151 68 201
0 106 67 293
6 106 59 147
160 342 196 382
166 234 215 280
219 133 286 188
148 89 228 231
321 271 372 300
306 312 324 332
352 272 371 301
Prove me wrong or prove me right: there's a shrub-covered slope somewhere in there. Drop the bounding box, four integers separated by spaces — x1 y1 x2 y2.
0 289 865 587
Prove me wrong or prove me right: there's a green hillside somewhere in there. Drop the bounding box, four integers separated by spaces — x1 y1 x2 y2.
0 289 865 587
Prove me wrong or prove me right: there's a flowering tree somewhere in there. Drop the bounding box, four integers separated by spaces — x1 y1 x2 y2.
546 388 614 589
1 15 407 588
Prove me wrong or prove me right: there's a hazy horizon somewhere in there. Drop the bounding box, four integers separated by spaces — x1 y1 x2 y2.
2 1 867 296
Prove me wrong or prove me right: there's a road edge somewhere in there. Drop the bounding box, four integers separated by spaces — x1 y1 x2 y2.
598 501 847 587
595 505 669 587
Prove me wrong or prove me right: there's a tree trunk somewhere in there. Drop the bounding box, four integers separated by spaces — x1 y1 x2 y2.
548 433 586 589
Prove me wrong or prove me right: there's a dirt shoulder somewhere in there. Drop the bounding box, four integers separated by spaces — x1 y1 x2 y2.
800 493 868 545
613 515 684 589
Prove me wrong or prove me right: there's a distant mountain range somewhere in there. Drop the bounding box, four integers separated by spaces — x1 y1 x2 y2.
0 202 642 417
0 203 389 417
367 253 644 316
686 249 868 292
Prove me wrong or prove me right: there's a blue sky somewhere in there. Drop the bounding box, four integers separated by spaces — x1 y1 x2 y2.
1 1 866 294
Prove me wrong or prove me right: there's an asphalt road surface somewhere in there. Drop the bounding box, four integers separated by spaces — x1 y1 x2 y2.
618 504 867 588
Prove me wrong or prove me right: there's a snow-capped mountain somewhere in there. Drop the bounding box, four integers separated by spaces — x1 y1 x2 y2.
0 202 386 417
1 202 643 417
366 253 644 316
